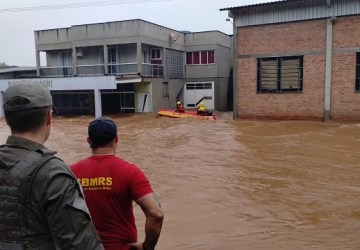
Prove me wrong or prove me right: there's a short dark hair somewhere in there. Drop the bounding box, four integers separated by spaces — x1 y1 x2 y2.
88 117 117 149
5 104 51 133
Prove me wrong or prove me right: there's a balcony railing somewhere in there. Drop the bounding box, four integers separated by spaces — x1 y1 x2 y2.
39 63 164 78
39 66 73 77
77 64 105 76
142 63 164 77
108 63 137 75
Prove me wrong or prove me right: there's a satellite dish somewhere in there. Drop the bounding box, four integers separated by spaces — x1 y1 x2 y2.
170 32 180 43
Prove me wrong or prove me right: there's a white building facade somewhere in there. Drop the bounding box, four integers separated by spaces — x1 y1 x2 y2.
0 19 233 117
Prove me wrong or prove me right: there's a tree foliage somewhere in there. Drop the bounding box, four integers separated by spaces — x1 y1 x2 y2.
0 62 17 69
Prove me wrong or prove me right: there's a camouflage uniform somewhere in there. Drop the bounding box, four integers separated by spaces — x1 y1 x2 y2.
0 136 103 249
0 83 104 250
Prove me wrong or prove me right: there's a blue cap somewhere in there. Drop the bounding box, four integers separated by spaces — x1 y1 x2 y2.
88 117 117 148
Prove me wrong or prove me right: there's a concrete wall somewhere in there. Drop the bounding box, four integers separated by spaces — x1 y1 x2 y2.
148 78 184 112
36 20 185 53
215 77 231 112
237 19 327 120
77 46 103 65
185 31 232 79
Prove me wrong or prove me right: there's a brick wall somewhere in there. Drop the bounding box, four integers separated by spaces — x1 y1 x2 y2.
236 16 360 121
331 16 360 121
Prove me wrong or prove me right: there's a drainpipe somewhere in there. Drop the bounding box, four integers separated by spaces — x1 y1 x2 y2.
324 17 336 121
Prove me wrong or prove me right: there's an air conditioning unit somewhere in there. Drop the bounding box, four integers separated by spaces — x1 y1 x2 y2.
77 48 86 57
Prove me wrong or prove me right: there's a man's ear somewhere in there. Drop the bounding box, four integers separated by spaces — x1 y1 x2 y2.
46 109 52 126
87 137 92 145
115 135 119 144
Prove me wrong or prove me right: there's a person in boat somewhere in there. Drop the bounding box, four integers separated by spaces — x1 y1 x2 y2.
197 102 213 116
175 101 185 113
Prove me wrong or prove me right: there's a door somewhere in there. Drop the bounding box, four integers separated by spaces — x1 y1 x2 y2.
184 82 214 109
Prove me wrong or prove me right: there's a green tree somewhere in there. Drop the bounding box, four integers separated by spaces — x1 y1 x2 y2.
0 62 17 69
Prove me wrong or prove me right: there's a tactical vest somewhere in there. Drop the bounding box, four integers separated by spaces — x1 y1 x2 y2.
0 148 55 250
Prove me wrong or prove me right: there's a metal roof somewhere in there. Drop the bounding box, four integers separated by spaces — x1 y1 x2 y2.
220 0 301 11
221 0 360 27
0 67 36 74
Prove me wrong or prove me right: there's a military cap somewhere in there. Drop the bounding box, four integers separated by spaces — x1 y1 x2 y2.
3 83 53 112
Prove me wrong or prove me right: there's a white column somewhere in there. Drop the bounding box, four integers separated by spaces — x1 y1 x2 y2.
137 42 142 74
104 44 108 75
35 50 41 77
94 89 102 118
73 47 77 76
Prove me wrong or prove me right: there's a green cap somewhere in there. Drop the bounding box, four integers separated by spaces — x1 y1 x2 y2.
3 83 53 112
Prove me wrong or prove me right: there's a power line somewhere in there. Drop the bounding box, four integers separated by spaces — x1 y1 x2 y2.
0 0 170 13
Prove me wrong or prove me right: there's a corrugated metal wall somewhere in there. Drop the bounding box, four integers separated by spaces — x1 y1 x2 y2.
232 0 360 27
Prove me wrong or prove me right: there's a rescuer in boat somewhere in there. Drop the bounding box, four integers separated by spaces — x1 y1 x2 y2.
175 101 185 113
197 102 213 116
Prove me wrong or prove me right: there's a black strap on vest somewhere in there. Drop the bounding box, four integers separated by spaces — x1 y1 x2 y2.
0 150 56 247
10 151 55 181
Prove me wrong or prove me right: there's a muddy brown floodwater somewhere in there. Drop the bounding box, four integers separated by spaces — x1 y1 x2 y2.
1 112 360 249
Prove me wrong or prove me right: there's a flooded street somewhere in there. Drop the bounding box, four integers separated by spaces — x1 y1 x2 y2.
1 112 360 249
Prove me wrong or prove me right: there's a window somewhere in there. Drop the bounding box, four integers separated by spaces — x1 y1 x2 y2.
356 53 360 91
186 82 212 90
257 56 303 93
150 48 161 60
193 52 200 64
143 51 147 63
186 50 215 65
162 82 169 97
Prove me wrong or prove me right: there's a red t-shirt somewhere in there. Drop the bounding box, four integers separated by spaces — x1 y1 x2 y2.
70 155 153 250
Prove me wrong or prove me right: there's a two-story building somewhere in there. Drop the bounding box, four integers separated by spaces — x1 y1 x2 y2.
222 0 360 122
0 19 232 117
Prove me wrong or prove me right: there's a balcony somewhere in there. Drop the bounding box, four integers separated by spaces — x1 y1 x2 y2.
108 63 138 75
39 66 73 77
39 63 164 78
77 64 105 76
142 63 164 77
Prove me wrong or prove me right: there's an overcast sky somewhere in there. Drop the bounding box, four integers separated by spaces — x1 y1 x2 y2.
0 0 271 66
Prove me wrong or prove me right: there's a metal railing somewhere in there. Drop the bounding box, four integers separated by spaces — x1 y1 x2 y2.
39 63 165 78
142 63 164 77
39 66 73 77
108 63 138 75
77 64 105 76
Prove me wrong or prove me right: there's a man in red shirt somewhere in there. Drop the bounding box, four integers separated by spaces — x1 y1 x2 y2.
71 117 164 250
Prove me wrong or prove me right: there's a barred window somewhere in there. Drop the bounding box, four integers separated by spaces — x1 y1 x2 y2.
162 82 169 97
257 56 303 93
356 53 360 91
